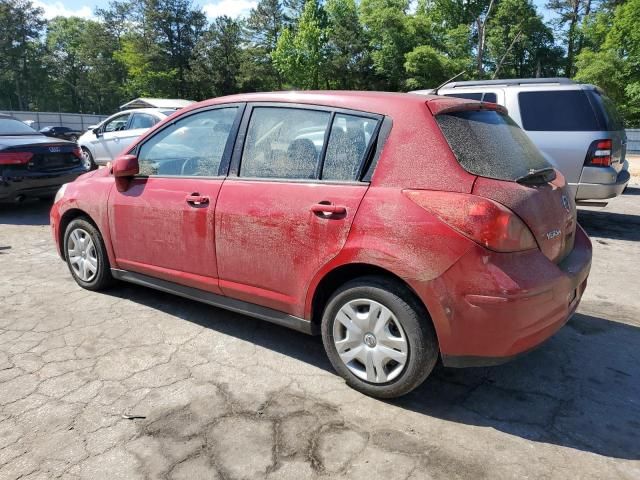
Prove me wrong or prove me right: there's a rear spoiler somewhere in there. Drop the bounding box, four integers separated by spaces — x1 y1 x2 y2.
426 97 508 116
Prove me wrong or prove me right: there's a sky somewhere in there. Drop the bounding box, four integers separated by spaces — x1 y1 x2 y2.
32 0 556 24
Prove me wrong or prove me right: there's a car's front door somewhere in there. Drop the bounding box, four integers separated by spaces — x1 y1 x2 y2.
215 105 381 317
108 112 159 159
90 113 131 164
108 105 243 293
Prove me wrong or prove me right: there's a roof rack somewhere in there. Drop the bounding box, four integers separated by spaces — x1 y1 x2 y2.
445 78 574 88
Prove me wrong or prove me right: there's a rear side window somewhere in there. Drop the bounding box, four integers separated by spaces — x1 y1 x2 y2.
444 92 497 103
436 110 551 182
518 90 600 131
240 107 330 179
323 114 378 181
587 90 624 131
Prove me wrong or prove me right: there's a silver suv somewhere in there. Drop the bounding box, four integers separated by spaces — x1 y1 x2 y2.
413 78 630 202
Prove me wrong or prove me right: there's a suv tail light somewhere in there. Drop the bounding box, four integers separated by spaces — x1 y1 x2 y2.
585 139 612 167
0 151 33 165
403 190 538 252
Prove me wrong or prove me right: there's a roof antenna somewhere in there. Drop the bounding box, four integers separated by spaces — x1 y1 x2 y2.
433 71 466 95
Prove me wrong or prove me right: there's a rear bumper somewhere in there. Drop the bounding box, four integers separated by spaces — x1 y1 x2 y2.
430 225 592 367
575 167 630 200
0 167 86 202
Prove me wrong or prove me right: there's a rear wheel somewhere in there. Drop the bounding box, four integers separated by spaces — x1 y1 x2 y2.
81 147 96 170
64 218 114 290
321 276 438 398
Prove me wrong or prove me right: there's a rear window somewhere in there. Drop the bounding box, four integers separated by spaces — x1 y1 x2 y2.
518 90 601 131
0 118 37 135
444 92 497 103
436 110 551 182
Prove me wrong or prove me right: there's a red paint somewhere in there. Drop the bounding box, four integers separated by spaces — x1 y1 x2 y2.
50 91 592 364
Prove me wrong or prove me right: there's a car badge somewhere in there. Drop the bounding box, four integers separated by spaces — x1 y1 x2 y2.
546 229 561 240
561 195 570 212
49 146 61 153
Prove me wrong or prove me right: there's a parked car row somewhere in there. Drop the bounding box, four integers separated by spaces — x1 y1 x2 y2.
51 90 592 398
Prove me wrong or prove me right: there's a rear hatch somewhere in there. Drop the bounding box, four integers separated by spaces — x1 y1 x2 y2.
429 99 577 263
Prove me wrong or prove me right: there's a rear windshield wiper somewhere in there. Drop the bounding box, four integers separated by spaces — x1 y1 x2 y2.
516 167 556 185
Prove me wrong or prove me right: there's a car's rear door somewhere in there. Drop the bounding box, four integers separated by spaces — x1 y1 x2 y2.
108 105 243 293
111 112 160 158
215 104 381 317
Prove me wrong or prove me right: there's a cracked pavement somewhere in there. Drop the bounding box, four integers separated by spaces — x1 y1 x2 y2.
0 186 639 479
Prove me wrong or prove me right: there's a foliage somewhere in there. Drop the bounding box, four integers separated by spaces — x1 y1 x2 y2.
0 0 635 123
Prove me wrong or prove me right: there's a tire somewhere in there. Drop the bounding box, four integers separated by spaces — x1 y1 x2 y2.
81 147 96 170
321 276 438 399
63 217 114 291
69 135 78 142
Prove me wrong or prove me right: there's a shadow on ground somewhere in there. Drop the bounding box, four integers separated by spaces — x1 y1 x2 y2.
103 283 640 461
578 208 640 241
0 199 51 226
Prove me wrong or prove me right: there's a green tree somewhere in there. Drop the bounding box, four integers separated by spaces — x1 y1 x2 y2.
246 0 287 89
486 0 563 78
0 0 45 110
576 0 640 125
324 0 372 89
272 0 327 88
190 16 244 97
546 0 592 76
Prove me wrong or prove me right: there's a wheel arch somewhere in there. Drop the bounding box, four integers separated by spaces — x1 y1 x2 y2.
58 208 100 260
308 262 435 338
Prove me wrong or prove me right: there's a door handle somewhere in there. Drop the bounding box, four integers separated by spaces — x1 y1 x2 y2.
311 203 347 215
186 193 209 206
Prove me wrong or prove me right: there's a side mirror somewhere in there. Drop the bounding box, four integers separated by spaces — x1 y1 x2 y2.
93 127 102 136
112 154 139 178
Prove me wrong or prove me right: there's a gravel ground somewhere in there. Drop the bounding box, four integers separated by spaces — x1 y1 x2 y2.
0 185 638 480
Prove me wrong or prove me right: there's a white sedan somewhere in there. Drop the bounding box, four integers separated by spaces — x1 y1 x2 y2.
78 108 175 168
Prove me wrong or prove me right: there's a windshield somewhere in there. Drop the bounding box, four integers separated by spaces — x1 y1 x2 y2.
436 110 552 182
0 118 39 135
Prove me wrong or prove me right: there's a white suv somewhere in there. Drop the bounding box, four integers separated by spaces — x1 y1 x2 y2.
413 78 630 202
79 108 175 168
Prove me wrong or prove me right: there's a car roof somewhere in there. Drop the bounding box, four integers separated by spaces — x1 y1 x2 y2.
176 91 472 118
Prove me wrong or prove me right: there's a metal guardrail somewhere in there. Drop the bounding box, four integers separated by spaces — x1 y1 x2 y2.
626 129 640 154
0 110 107 132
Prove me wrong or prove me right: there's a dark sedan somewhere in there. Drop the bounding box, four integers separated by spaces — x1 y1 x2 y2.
0 114 89 202
39 126 82 142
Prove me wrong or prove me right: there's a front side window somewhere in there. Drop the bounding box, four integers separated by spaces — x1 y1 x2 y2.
323 114 378 181
137 107 238 177
103 114 131 133
240 107 331 179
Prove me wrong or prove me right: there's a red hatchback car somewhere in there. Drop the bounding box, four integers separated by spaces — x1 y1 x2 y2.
51 92 591 398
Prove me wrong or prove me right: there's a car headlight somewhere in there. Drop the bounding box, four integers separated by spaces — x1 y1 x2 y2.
54 183 68 203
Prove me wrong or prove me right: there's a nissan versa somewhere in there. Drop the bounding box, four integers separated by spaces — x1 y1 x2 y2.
50 92 592 398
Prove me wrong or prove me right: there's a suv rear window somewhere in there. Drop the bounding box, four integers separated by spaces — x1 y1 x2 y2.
444 92 497 103
587 90 624 131
518 90 600 131
436 110 552 182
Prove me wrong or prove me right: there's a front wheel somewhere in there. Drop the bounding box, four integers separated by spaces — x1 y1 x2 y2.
321 276 438 398
64 218 114 291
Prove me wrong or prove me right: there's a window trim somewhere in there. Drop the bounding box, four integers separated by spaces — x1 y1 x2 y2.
229 102 384 183
129 103 246 179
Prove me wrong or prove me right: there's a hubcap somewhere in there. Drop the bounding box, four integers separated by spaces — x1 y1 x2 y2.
332 299 409 384
67 228 98 282
81 150 91 170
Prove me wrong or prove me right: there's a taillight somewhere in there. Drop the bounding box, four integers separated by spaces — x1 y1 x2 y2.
72 147 82 158
0 151 33 165
403 190 538 252
585 139 612 167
